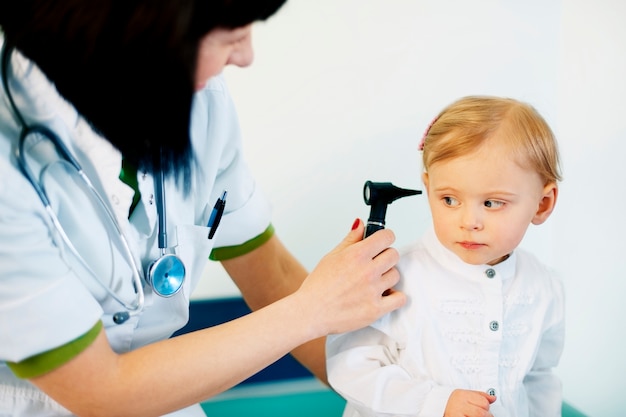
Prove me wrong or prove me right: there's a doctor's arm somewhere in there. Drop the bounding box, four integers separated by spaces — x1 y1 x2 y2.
29 221 405 417
221 233 328 384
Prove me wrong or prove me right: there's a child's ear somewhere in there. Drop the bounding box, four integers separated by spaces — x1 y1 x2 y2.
532 183 558 225
422 172 429 193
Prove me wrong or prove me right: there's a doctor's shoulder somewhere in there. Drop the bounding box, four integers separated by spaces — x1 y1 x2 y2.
189 73 241 158
0 148 46 216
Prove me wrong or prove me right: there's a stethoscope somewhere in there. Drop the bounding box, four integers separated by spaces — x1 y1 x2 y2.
1 44 186 324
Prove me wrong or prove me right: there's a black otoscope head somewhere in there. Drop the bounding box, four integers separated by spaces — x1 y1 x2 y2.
363 180 421 237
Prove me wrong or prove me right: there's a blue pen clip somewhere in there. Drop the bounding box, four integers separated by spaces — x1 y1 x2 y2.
207 190 227 239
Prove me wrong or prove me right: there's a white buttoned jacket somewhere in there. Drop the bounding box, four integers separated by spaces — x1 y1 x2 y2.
327 228 565 417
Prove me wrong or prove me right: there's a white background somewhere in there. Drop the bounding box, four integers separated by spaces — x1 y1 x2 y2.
193 1 626 415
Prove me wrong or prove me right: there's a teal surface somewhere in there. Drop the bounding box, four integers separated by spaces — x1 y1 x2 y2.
563 401 588 417
201 386 588 417
201 389 346 417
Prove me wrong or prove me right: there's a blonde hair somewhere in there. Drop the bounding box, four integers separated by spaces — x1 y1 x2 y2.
421 96 562 185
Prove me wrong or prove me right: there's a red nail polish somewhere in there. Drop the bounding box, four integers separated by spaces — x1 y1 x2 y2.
351 218 360 230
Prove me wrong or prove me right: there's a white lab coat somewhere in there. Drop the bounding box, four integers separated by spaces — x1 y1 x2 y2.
327 228 565 417
0 46 272 416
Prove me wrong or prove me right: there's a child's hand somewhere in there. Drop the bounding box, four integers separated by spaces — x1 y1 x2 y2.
444 389 496 417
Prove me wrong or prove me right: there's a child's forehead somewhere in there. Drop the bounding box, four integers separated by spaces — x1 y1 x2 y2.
428 145 543 193
424 123 544 180
440 130 529 162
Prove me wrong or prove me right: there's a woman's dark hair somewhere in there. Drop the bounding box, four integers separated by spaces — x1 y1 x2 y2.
0 0 286 182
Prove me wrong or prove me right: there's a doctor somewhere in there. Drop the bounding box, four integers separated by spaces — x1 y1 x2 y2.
0 1 405 416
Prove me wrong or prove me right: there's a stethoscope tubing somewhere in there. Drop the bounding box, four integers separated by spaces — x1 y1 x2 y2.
2 42 187 322
16 126 146 316
2 43 146 321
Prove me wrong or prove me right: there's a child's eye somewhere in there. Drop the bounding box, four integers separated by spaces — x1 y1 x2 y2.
443 196 459 207
484 200 504 208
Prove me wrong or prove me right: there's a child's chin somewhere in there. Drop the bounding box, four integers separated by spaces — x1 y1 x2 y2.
455 251 494 266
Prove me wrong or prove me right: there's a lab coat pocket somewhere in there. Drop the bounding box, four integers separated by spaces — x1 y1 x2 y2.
174 224 216 297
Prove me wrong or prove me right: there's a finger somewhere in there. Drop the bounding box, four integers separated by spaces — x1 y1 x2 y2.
371 249 400 290
359 228 396 259
334 219 392 254
467 407 492 417
342 218 365 247
469 392 496 410
378 288 407 312
378 266 400 294
477 391 497 405
373 246 400 269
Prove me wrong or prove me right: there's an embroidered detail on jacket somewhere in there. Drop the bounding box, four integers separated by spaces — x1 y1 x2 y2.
444 328 481 344
504 292 535 306
451 355 480 374
439 298 484 315
499 355 520 368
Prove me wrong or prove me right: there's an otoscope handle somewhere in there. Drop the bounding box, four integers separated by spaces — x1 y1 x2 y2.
365 221 385 238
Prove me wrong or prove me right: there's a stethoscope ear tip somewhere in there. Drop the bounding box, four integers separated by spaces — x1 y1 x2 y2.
113 311 130 324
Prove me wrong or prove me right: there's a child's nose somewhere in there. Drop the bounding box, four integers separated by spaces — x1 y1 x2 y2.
461 206 483 231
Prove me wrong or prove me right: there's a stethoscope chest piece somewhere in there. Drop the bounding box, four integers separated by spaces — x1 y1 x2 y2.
147 254 185 297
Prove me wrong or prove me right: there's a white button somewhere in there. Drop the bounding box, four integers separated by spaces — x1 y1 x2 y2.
485 268 496 278
489 321 499 331
487 388 496 396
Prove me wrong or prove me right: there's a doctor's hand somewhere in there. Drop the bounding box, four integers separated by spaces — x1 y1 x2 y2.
295 218 406 337
444 389 496 417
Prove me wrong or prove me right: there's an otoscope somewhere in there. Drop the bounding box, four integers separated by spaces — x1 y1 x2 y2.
363 180 421 237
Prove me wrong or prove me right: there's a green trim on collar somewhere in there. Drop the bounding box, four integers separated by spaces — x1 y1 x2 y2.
209 224 275 261
7 321 103 379
119 158 141 217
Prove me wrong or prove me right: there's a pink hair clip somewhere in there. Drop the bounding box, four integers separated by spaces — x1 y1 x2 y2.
418 116 438 151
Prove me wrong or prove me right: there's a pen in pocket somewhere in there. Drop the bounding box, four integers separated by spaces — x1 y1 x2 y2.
207 190 227 239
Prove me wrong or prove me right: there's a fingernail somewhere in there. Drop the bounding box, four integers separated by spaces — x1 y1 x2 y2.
351 218 360 230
